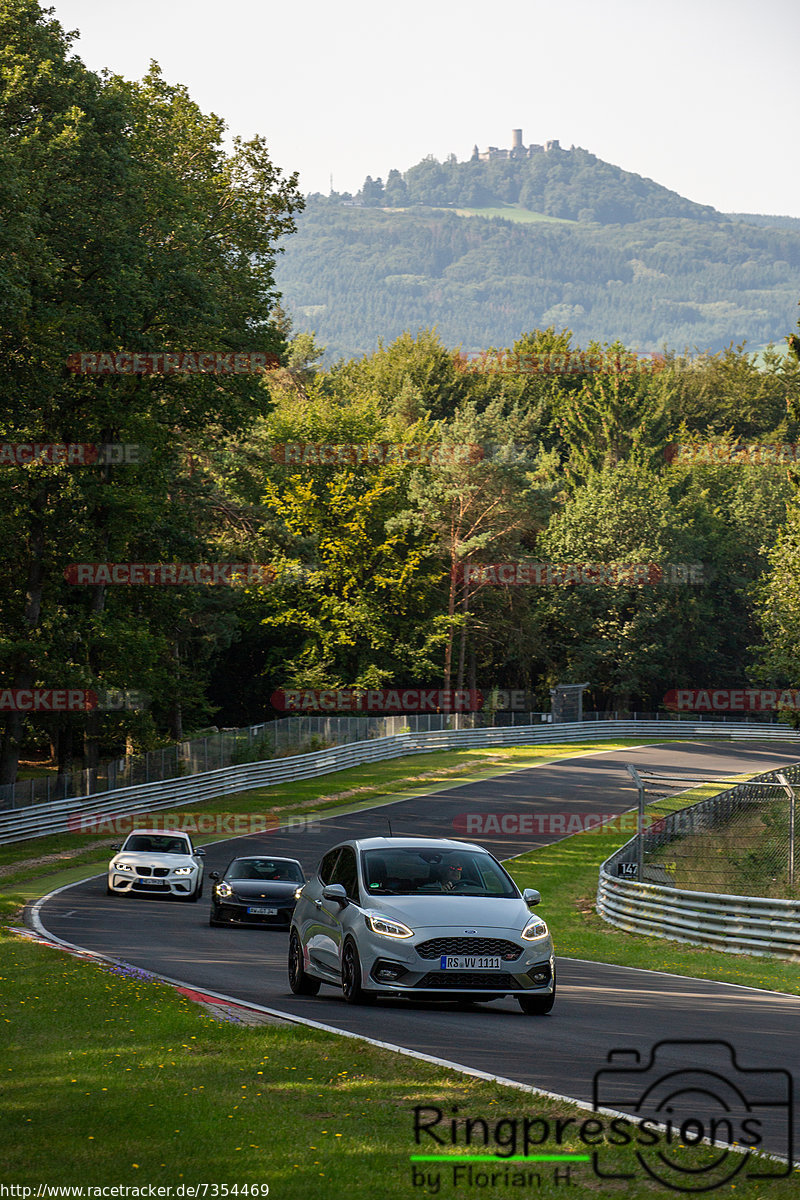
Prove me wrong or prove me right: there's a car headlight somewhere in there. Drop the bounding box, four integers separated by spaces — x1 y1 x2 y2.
215 882 233 898
365 913 414 939
521 918 549 941
174 866 194 876
112 861 132 872
294 887 303 900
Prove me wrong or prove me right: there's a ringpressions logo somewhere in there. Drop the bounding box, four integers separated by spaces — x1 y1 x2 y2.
408 1040 793 1193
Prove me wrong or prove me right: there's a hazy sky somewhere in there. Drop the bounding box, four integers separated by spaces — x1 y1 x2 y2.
50 0 800 216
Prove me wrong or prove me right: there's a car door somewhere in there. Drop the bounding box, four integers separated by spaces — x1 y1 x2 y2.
303 847 343 978
312 846 360 977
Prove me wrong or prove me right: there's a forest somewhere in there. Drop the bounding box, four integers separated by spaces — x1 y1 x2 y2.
275 198 800 362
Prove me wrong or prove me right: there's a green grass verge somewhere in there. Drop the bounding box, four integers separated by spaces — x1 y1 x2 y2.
3 926 798 1195
0 741 652 898
506 782 800 995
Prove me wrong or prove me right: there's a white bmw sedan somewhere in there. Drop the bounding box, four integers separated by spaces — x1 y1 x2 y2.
289 836 555 1014
107 830 205 901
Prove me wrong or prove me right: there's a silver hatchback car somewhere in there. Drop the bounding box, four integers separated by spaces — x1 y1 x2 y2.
288 836 555 1014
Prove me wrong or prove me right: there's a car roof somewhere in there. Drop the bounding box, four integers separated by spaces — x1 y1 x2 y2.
226 855 303 866
340 836 486 853
123 829 191 839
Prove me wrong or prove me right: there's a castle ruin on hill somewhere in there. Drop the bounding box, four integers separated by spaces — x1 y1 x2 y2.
471 129 567 162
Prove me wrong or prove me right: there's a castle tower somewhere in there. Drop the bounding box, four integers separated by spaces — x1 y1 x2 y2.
512 129 523 151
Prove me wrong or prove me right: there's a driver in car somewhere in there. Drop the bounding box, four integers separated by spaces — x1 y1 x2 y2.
442 862 463 890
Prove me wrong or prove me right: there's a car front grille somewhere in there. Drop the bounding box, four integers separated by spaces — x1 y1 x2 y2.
416 937 522 960
416 972 517 989
134 866 170 877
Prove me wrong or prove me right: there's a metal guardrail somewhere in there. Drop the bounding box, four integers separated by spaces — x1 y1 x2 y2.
2 713 457 812
3 718 800 847
597 763 800 960
5 708 787 812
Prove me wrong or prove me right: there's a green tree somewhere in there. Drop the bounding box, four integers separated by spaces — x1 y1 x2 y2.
0 0 302 783
384 168 408 207
551 341 672 478
388 400 557 695
534 462 749 710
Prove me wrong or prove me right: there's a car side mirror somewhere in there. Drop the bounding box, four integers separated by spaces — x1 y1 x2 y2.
322 883 348 906
111 844 121 852
523 888 541 906
209 871 220 881
195 847 205 856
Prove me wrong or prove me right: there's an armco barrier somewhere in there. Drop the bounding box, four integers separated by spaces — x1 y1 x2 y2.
597 764 800 959
4 719 800 846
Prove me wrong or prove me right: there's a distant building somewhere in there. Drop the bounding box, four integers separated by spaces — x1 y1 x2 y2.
474 130 564 162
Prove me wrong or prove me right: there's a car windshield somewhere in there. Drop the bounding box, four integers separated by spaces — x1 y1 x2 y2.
122 835 192 855
361 847 517 897
226 858 304 883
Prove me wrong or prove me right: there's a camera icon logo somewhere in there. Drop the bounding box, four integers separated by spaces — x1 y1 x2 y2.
592 1039 793 1192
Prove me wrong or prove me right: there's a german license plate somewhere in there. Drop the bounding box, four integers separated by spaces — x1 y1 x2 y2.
440 955 501 970
247 906 277 915
137 877 165 886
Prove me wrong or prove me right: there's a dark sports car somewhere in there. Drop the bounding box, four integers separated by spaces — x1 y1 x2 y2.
208 855 305 927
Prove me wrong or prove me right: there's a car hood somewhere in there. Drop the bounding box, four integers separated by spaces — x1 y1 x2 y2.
112 852 196 867
227 881 299 899
363 895 534 932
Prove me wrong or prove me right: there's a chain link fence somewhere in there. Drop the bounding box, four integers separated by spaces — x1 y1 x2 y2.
4 710 556 812
632 765 800 899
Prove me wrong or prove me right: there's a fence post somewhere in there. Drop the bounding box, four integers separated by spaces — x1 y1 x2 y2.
777 772 795 889
627 763 646 881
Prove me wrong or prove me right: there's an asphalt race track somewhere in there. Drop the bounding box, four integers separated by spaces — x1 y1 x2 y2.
34 740 800 1158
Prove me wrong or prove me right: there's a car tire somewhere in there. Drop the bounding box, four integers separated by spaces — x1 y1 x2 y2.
185 879 202 903
288 930 321 996
518 983 556 1015
341 939 375 1005
209 907 221 927
106 881 114 897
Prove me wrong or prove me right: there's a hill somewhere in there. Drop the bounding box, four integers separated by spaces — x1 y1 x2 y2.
274 147 800 362
370 144 722 225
